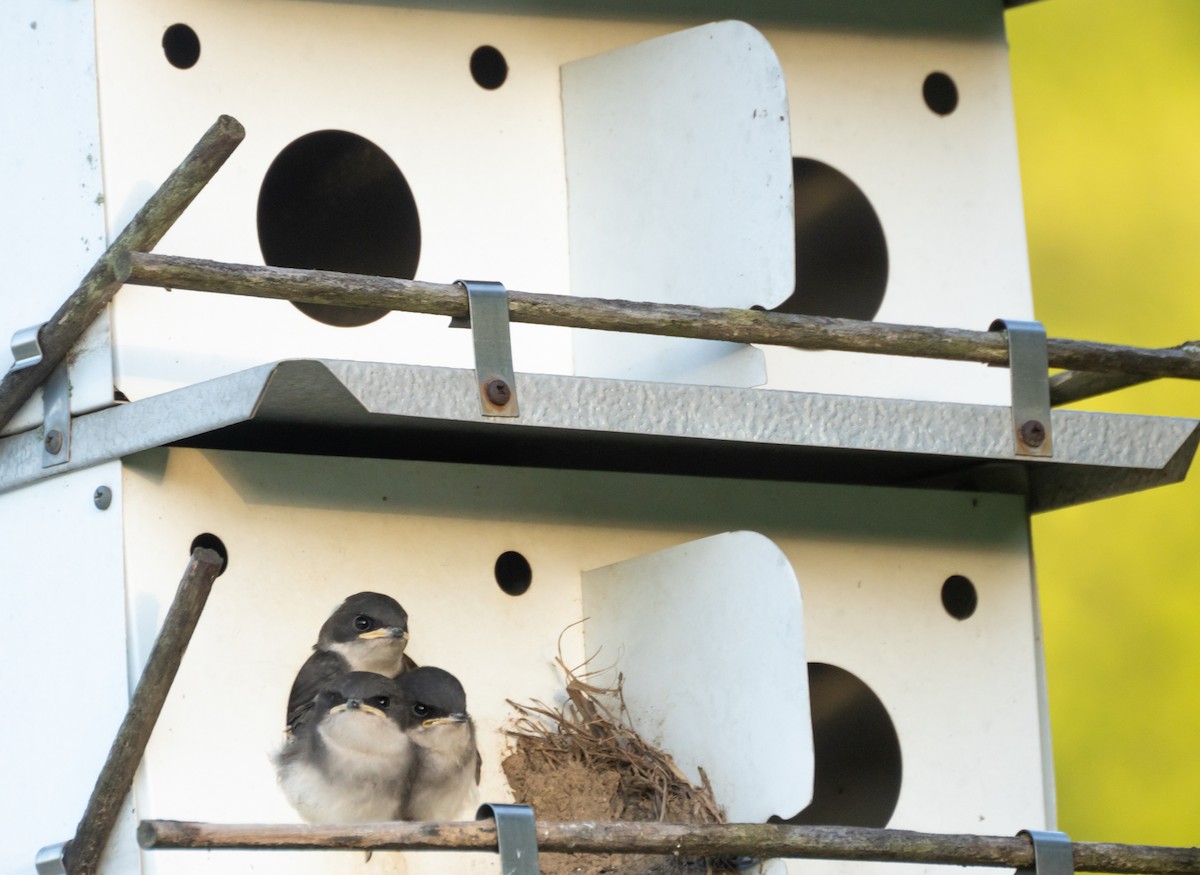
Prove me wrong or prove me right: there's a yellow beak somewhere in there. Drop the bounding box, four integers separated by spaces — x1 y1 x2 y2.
329 702 387 719
358 626 408 641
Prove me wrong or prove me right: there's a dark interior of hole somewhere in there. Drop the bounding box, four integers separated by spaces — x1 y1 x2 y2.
162 23 201 69
470 45 508 89
772 662 901 828
190 533 229 575
941 574 978 620
257 130 420 327
923 72 959 116
768 158 888 322
494 550 532 596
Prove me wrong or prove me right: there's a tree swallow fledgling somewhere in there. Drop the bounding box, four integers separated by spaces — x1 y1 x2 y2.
398 666 482 821
287 592 415 734
276 671 413 823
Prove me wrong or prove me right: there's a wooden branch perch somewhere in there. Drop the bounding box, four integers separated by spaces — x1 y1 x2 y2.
1049 340 1200 405
0 115 245 433
64 548 225 875
124 253 1200 386
136 819 1200 874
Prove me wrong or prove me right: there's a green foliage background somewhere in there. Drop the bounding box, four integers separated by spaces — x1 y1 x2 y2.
1007 0 1200 846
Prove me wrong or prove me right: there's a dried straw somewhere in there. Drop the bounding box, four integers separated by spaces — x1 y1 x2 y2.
503 630 734 873
506 655 724 825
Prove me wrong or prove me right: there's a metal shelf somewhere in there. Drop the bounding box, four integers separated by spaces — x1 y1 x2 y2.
1 359 1195 512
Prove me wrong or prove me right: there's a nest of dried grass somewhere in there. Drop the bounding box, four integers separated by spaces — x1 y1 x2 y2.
502 639 734 875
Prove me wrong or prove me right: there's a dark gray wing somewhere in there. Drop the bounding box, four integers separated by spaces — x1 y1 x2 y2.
287 649 348 733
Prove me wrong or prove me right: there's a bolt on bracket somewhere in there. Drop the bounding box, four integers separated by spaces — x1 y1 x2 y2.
452 280 520 418
11 322 73 466
42 362 72 468
1017 829 1074 875
477 803 540 875
990 318 1052 458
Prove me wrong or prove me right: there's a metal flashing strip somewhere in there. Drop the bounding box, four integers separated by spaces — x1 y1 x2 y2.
0 359 1195 512
0 362 277 495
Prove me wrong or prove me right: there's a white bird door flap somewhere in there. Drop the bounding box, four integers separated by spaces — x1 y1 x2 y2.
562 21 795 387
582 531 813 822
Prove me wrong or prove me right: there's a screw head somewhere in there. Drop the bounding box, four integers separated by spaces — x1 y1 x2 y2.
485 379 512 406
44 429 63 454
1019 419 1046 448
93 486 113 510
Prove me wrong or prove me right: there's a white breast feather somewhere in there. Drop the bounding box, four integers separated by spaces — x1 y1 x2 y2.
404 722 480 821
279 711 413 823
327 637 409 676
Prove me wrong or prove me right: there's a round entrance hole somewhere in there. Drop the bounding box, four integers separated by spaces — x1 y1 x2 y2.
923 71 959 116
471 45 508 90
190 532 229 576
764 158 888 322
162 23 200 69
257 130 421 326
494 551 532 597
941 574 978 620
771 662 901 828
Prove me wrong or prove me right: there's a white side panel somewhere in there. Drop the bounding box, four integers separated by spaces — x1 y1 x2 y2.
92 2 682 403
563 21 793 386
119 449 1046 875
583 531 813 822
1 0 112 436
758 15 1033 404
89 2 1031 406
0 462 135 875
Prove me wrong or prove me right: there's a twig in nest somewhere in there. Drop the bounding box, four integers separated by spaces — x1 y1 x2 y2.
504 628 725 827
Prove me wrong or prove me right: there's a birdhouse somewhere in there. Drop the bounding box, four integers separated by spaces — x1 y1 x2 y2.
3 3 1196 875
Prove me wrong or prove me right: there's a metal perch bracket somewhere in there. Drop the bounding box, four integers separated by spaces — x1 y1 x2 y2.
11 323 45 370
1018 829 1074 875
40 363 72 468
477 803 540 875
34 842 67 875
11 323 72 468
991 318 1053 458
450 280 520 418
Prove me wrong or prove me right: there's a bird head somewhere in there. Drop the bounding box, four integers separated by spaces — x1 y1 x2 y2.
318 592 409 648
318 671 405 723
397 666 472 732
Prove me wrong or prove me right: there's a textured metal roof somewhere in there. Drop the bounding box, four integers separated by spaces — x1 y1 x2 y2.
0 359 1193 513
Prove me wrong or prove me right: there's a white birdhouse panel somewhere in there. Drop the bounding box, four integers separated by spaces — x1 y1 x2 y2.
2 0 112 435
86 0 1033 410
564 21 794 386
583 531 814 823
90 0 682 403
0 462 140 875
117 448 1047 875
756 19 1033 404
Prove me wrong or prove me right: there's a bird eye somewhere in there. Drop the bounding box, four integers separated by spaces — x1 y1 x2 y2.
369 696 390 709
354 615 373 631
412 703 430 717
